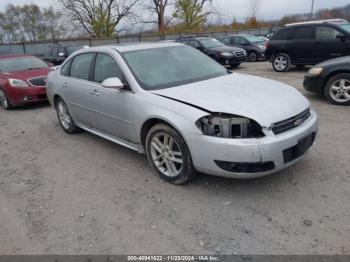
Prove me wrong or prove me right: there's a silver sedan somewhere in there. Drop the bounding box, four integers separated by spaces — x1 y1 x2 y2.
46 42 318 184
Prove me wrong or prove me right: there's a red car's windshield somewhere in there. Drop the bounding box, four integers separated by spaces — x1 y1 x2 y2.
0 56 49 72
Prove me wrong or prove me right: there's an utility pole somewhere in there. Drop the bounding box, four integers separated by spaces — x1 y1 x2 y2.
310 0 315 19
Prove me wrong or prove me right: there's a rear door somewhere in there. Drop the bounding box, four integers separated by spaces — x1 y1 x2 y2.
62 52 95 126
288 26 315 64
314 25 349 62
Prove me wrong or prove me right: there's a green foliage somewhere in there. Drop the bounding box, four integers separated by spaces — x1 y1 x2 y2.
173 0 212 31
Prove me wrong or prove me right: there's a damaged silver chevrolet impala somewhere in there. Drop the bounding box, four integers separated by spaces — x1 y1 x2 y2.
46 42 318 184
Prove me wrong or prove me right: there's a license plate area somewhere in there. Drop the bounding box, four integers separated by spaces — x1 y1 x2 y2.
283 132 315 164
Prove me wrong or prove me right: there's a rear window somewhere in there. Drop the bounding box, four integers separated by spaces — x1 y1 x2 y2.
272 29 290 40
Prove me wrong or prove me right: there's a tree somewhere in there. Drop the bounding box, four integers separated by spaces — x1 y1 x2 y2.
246 0 260 28
59 0 139 37
172 0 213 31
145 0 174 35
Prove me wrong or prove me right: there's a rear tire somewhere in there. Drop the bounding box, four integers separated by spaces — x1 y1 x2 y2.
248 51 258 62
145 124 196 185
0 88 12 110
272 53 291 72
324 73 350 106
55 98 81 134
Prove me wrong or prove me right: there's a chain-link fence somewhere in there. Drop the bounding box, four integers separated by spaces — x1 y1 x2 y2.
0 27 279 57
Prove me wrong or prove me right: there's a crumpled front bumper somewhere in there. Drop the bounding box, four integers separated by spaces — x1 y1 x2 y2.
186 110 318 179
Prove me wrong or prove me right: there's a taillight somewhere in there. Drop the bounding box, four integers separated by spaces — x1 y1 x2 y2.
265 41 270 49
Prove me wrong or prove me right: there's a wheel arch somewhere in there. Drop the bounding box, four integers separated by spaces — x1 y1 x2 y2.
324 70 350 91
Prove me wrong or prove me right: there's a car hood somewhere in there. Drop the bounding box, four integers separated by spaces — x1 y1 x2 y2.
211 45 244 52
315 55 350 67
2 68 50 80
151 73 310 127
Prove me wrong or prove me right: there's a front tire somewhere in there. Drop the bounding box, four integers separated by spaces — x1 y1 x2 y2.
324 73 350 106
145 124 196 185
55 98 81 133
0 88 12 110
272 53 291 72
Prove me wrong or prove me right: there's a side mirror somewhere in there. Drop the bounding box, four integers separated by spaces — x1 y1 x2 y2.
58 52 66 57
336 34 346 41
102 77 124 89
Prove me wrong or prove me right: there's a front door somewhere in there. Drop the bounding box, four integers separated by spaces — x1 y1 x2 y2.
314 25 349 63
87 53 135 142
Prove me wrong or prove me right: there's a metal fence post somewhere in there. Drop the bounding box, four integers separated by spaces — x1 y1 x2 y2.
22 42 26 54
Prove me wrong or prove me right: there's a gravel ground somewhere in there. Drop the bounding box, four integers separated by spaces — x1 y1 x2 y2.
0 62 349 255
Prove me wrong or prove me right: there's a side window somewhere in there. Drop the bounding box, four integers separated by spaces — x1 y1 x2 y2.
93 53 123 84
52 47 59 57
232 37 240 44
291 27 314 40
60 60 71 76
221 37 231 45
239 37 249 44
272 29 290 40
70 53 94 81
316 26 341 40
188 40 200 48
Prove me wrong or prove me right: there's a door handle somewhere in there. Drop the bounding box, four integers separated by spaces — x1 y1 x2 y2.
62 82 69 88
89 89 100 96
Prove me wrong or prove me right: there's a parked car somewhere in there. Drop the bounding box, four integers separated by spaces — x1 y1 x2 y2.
44 44 89 65
46 43 318 184
265 19 350 72
0 54 50 109
219 34 267 62
304 56 350 105
265 31 275 39
177 37 247 68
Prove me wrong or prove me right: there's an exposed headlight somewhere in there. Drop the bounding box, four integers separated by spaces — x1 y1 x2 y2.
221 52 234 57
308 67 323 76
196 114 265 139
8 79 29 88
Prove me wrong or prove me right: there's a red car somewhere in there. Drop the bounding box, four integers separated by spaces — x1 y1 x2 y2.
0 54 50 110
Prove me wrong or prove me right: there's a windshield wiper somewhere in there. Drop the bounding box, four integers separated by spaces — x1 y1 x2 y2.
27 67 45 70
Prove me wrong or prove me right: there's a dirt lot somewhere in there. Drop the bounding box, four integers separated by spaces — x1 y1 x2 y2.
0 62 349 255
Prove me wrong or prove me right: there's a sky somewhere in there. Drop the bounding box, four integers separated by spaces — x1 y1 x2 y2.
0 0 349 22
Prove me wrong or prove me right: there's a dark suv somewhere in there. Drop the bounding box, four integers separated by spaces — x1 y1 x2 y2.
44 44 89 65
265 19 350 72
219 34 267 62
177 37 247 68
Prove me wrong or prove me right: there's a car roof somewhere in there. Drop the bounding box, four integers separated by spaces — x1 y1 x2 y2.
74 42 184 53
285 19 348 27
0 54 34 60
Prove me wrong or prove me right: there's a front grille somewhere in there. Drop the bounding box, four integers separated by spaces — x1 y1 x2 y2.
233 50 245 57
283 132 316 163
272 108 311 135
28 77 46 87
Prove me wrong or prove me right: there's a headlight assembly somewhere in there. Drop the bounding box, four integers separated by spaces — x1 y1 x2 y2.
220 52 234 57
196 114 265 139
308 67 323 76
8 79 29 88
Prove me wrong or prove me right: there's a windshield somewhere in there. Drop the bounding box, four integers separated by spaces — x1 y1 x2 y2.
340 24 350 33
0 56 48 72
122 46 228 90
198 38 224 48
243 35 266 44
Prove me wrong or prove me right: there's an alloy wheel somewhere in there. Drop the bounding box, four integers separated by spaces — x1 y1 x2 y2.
150 132 183 177
0 89 8 109
274 55 288 71
57 101 71 130
329 79 350 103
